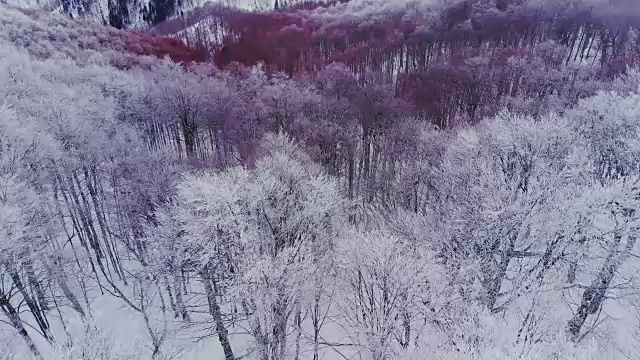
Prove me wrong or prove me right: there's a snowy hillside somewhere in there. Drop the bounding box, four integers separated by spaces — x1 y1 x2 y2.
3 1 640 360
0 0 320 28
0 4 205 67
0 0 222 28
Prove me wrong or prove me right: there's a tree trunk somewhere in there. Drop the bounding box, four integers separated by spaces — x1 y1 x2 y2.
294 302 302 360
47 258 87 319
25 262 48 311
164 276 178 318
174 273 190 321
347 146 355 200
567 233 636 341
180 113 197 159
10 270 53 342
271 285 289 360
200 266 235 360
83 167 125 283
58 276 86 320
401 301 410 348
0 291 42 359
486 233 516 312
311 289 322 360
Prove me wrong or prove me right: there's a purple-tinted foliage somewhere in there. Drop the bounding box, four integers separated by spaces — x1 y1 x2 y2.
143 0 640 129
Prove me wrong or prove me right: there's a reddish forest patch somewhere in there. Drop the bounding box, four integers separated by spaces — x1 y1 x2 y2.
118 31 207 65
148 0 640 125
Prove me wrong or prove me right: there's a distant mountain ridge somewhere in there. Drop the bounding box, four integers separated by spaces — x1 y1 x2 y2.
1 0 203 28
0 0 314 28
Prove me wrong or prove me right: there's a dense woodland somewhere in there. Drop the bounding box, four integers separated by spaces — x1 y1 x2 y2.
3 0 640 359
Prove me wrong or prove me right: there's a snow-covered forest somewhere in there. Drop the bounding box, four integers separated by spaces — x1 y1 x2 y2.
2 0 640 359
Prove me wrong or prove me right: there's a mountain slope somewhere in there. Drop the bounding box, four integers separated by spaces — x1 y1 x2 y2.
1 0 206 28
0 0 311 28
0 4 204 65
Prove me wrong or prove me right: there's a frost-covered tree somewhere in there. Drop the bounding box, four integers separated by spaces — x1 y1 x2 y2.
174 133 347 360
560 91 640 341
429 110 578 314
4 3 640 359
0 104 60 357
336 226 434 360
